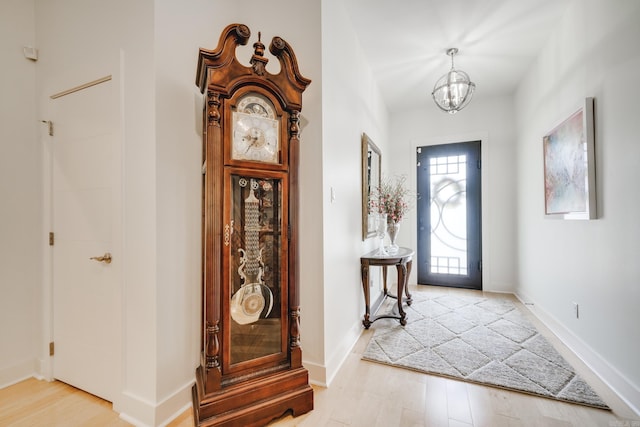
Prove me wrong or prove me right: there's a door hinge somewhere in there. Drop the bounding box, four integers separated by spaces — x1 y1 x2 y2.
41 120 53 136
49 341 55 356
478 260 483 271
49 232 54 246
477 159 481 169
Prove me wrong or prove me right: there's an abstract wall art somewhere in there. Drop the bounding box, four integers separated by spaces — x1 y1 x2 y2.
543 97 596 219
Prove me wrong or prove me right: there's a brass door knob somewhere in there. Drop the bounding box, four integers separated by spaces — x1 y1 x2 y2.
89 252 112 264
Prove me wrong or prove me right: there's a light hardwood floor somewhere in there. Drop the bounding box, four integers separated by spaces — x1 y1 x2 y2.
2 286 638 426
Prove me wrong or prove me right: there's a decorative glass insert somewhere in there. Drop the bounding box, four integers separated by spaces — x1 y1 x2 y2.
229 174 282 364
429 155 468 276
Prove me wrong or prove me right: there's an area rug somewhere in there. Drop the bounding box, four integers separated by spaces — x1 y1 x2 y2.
362 293 610 409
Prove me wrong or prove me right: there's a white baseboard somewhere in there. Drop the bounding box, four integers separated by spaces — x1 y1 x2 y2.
156 380 194 426
117 390 156 427
37 357 51 381
158 401 192 427
117 380 194 427
304 320 363 388
515 291 640 416
325 321 362 387
304 359 327 387
0 359 38 390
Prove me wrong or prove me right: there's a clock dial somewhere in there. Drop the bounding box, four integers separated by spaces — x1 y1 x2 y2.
231 94 280 163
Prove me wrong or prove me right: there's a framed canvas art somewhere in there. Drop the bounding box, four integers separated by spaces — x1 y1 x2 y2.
543 97 596 220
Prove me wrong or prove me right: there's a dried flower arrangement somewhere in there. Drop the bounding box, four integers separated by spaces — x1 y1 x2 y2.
369 174 415 223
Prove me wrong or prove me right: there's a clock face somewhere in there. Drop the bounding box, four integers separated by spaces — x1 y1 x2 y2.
232 94 280 163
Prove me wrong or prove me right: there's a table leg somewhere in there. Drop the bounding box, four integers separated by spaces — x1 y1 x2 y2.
382 266 388 295
396 263 407 326
361 262 371 329
405 260 413 306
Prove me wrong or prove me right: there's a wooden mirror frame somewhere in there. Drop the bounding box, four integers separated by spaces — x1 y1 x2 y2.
361 133 381 240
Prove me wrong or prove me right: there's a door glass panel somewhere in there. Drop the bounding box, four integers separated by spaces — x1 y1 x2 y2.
429 155 468 276
229 174 282 364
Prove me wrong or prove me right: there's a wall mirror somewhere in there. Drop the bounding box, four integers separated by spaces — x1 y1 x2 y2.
361 133 381 240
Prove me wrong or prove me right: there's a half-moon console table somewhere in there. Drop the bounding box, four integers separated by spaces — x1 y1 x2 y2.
360 247 414 329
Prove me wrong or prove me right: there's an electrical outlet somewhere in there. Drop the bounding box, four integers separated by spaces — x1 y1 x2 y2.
573 302 579 319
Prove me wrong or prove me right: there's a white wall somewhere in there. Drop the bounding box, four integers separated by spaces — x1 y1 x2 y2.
320 0 390 385
1 1 323 424
0 0 41 388
389 94 518 292
152 0 325 420
32 1 324 424
33 0 159 423
151 0 324 419
163 0 376 390
153 1 204 419
155 0 338 393
514 0 640 413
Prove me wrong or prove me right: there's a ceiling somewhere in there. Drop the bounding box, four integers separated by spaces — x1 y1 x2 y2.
342 0 572 112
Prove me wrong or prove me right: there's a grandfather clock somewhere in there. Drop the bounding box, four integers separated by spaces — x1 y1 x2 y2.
191 24 313 426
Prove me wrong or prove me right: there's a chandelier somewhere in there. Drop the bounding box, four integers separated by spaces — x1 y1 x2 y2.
432 48 475 114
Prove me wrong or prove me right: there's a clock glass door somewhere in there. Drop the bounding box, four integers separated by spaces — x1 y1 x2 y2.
226 171 287 367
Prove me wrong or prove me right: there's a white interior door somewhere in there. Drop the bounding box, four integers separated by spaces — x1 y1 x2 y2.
51 76 121 402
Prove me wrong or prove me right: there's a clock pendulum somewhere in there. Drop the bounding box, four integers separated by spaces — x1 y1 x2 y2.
230 178 273 325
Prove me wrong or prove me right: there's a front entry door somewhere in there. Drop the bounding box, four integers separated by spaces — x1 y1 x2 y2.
51 75 121 402
416 141 482 289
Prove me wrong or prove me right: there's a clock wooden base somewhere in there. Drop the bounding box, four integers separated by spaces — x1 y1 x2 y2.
192 365 313 427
